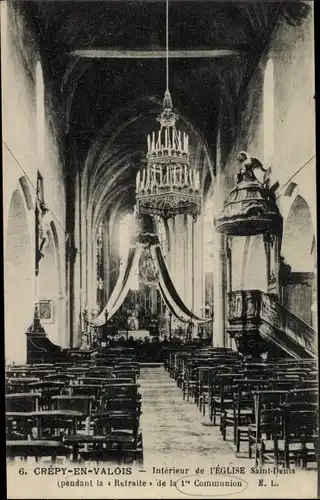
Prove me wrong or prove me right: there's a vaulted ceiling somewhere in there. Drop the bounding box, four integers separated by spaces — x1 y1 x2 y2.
21 0 283 220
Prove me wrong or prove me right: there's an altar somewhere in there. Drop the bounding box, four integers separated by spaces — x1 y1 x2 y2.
118 330 150 340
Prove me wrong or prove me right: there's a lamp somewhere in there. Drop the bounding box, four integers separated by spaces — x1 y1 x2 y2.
136 0 201 221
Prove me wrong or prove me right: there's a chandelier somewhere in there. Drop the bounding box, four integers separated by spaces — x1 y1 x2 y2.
135 0 201 221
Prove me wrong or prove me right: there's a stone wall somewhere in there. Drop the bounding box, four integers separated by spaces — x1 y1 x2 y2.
2 1 67 362
220 4 315 297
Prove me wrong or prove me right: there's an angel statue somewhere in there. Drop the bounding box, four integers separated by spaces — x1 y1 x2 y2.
236 151 270 185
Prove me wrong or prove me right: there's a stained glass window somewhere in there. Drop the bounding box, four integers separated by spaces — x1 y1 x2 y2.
263 59 274 166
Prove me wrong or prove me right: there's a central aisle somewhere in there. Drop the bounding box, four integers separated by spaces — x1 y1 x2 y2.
139 366 248 468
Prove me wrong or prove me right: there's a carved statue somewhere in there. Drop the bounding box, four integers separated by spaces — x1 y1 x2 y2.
236 151 269 184
35 201 52 269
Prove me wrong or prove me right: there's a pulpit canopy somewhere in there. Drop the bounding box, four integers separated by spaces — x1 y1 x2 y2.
214 152 282 236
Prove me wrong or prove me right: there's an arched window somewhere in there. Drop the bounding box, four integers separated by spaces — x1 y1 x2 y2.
119 213 135 265
119 212 139 289
36 61 45 164
263 58 274 166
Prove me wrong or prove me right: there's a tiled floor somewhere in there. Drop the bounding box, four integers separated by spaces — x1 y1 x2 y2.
139 366 249 469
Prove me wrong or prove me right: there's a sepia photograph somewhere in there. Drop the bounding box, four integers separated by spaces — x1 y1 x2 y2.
2 0 317 498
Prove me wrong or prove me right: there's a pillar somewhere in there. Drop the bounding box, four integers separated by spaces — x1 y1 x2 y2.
174 215 186 300
226 236 233 348
186 215 193 309
103 217 110 304
193 214 204 317
212 152 228 347
212 233 227 347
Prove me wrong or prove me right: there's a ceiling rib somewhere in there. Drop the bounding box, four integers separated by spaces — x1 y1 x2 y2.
71 48 244 59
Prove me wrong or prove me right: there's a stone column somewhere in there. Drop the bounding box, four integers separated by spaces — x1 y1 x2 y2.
212 232 227 347
212 143 227 347
86 208 93 328
226 236 233 348
174 215 186 300
103 217 110 304
66 242 78 348
184 215 188 304
186 215 193 309
193 214 204 323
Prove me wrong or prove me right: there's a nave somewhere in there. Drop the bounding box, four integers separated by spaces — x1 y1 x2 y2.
6 346 318 472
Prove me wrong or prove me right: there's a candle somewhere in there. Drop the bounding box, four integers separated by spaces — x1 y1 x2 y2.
146 168 150 188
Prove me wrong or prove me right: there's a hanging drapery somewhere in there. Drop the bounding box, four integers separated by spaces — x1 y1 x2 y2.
158 282 188 323
90 245 141 325
107 245 142 319
151 243 211 324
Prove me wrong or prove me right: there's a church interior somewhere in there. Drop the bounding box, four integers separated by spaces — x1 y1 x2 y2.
3 0 318 476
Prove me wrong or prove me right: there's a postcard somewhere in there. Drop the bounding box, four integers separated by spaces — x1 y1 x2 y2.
2 0 317 498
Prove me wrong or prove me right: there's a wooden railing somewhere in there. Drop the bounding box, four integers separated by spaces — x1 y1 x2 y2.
227 290 316 358
260 291 316 357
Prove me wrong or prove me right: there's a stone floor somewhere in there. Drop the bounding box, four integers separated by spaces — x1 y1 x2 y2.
137 366 317 499
139 366 249 469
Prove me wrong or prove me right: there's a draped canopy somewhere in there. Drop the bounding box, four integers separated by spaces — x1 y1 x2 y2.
90 232 211 326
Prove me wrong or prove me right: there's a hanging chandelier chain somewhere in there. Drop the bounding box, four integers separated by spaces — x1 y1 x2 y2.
135 0 202 222
166 0 169 92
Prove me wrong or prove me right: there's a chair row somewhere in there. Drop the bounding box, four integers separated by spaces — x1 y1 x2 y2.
6 351 143 464
165 347 318 471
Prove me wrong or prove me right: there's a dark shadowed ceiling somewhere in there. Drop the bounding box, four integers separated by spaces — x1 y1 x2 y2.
20 0 283 218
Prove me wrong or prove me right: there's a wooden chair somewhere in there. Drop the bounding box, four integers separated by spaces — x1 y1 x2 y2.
29 381 66 409
249 390 289 466
209 372 243 426
278 400 318 469
52 395 95 435
112 369 136 383
6 393 41 412
6 440 73 462
5 378 39 394
222 378 269 448
30 409 83 440
91 410 143 464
